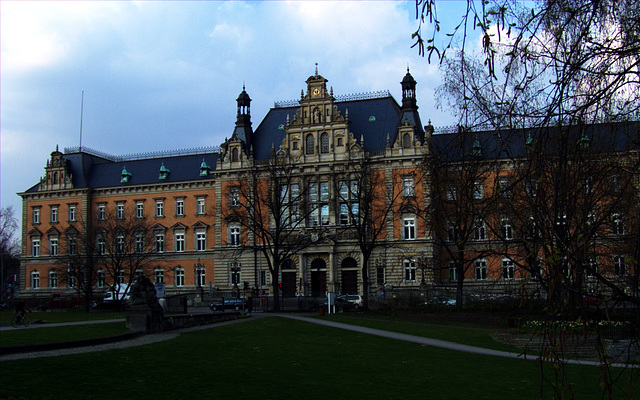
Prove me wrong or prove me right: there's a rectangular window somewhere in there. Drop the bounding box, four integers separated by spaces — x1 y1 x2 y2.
229 225 240 246
31 237 40 257
97 204 106 221
502 219 513 240
67 235 77 255
195 267 206 286
49 271 58 288
308 183 318 202
230 264 241 285
613 256 626 276
154 269 164 284
196 232 206 251
97 270 106 288
155 200 164 218
473 181 484 200
97 235 106 255
175 268 185 287
404 259 417 282
116 202 125 219
32 207 41 224
376 266 385 286
229 188 239 207
403 218 416 240
475 259 488 280
31 271 40 289
68 204 76 222
135 234 144 253
474 219 486 240
403 177 415 197
116 234 125 253
446 221 458 242
68 265 76 288
260 270 267 287
448 261 458 281
174 231 185 252
136 201 144 218
320 182 329 202
611 213 624 235
502 259 515 280
196 197 206 215
49 237 59 256
497 178 511 198
175 198 185 216
50 206 58 223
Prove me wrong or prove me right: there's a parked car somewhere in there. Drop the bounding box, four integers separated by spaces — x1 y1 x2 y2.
103 285 131 302
426 296 456 306
319 297 354 312
582 291 602 306
210 298 247 311
339 294 364 308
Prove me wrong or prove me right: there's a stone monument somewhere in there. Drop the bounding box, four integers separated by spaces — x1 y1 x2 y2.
126 276 165 333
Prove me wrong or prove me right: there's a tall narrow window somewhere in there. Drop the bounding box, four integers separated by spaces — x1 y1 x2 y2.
502 259 515 280
32 207 41 224
97 204 106 221
475 259 488 280
195 266 206 286
31 237 40 257
136 201 144 218
229 225 241 246
196 231 206 251
613 256 626 276
49 270 58 288
196 197 206 215
320 132 329 153
473 181 484 200
155 233 164 253
50 206 59 223
175 198 185 217
97 270 106 288
49 236 59 256
116 202 125 219
31 271 40 289
403 218 416 240
155 200 164 218
404 259 417 281
305 134 315 155
154 269 164 284
175 268 185 287
474 219 486 240
229 188 239 207
174 230 185 252
68 204 77 222
403 177 415 197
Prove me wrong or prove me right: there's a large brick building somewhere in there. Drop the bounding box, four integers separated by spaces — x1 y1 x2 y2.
18 68 639 305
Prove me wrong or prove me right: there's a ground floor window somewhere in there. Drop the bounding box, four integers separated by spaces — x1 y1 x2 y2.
475 259 488 280
404 259 417 281
31 271 40 289
502 259 515 280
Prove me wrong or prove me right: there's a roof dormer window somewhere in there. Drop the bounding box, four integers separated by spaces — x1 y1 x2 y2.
159 164 170 180
199 160 211 177
121 167 132 183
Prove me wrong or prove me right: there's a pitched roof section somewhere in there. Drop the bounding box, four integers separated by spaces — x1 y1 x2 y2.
251 96 402 160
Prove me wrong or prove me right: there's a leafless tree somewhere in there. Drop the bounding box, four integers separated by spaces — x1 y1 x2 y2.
0 206 20 299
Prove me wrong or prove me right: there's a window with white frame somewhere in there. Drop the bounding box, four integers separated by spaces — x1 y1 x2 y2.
611 213 624 235
446 221 458 242
68 204 76 222
96 270 106 288
448 260 458 281
473 181 484 199
404 259 417 281
154 268 164 284
155 199 164 218
136 201 144 218
475 259 488 280
32 207 41 224
31 270 40 289
67 264 76 288
229 261 241 285
116 233 125 254
196 197 206 215
502 218 513 240
175 268 185 287
229 188 240 207
402 176 415 197
473 218 486 240
403 218 416 240
502 258 515 280
50 205 59 223
116 269 125 284
67 233 77 255
96 233 106 255
97 204 106 221
195 266 206 286
31 236 40 257
338 180 358 225
135 232 144 253
49 235 59 256
49 270 58 288
174 230 185 252
196 230 206 251
116 202 125 219
155 232 165 253
175 198 185 217
613 256 626 276
308 182 329 227
229 225 241 246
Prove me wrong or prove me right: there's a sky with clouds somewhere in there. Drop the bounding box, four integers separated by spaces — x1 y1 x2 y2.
1 0 476 233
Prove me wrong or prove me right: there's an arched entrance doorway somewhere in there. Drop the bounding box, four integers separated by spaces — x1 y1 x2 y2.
310 258 326 297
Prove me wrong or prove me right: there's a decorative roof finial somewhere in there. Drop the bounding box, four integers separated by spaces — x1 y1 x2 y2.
315 63 318 76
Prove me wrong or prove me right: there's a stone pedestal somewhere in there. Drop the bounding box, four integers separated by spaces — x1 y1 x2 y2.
126 304 164 333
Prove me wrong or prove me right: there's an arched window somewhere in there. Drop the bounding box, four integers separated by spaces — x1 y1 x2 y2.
305 134 315 155
320 132 329 153
402 133 411 148
232 148 239 162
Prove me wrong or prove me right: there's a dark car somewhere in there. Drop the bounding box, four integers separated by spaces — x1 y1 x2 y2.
210 298 247 311
319 297 354 312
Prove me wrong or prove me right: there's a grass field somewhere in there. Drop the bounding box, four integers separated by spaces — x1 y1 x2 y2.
1 315 636 400
0 311 125 325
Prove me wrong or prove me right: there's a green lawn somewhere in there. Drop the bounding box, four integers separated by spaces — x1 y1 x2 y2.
0 311 124 325
0 322 129 346
1 316 636 400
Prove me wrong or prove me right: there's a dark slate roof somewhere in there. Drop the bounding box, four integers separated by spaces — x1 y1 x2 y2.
251 96 402 160
431 121 640 162
25 152 219 192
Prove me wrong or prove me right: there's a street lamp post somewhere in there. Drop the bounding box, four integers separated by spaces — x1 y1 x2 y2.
193 258 204 299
